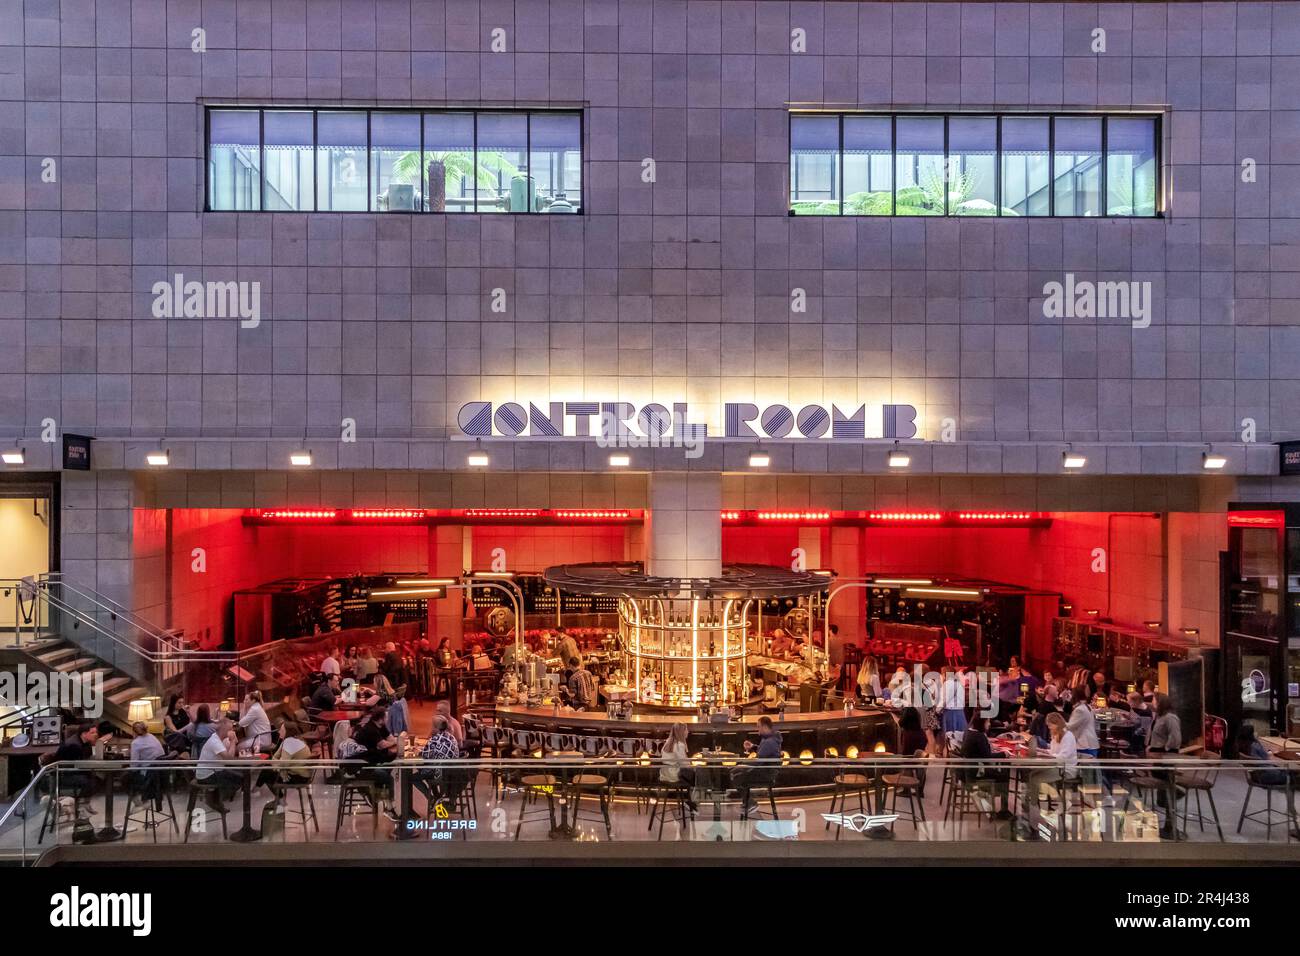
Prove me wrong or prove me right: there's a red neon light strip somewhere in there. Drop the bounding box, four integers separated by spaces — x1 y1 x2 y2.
463 508 543 519
253 509 338 520
553 509 633 519
869 511 943 521
1227 510 1284 528
351 509 428 519
755 511 831 521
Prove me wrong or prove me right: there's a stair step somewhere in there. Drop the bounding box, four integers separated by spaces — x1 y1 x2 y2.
53 658 95 672
35 648 76 664
98 677 131 694
107 687 145 707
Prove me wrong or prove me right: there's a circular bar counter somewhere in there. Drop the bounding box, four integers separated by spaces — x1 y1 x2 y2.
494 704 900 759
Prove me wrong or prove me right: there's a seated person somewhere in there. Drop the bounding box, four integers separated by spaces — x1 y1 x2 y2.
311 673 341 711
257 720 312 796
731 716 782 814
959 715 1010 816
52 723 101 803
194 717 242 809
1234 724 1291 787
413 715 462 810
184 704 217 757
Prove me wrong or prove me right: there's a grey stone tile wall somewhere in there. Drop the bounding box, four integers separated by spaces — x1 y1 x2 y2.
0 0 1297 467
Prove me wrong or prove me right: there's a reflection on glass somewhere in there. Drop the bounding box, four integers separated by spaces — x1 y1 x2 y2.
894 116 944 215
1106 116 1157 216
789 115 840 215
424 113 475 213
1054 117 1102 216
474 113 528 213
948 116 996 215
530 113 582 213
316 112 367 212
1001 117 1050 217
370 112 421 212
842 116 891 215
262 110 314 211
208 110 261 211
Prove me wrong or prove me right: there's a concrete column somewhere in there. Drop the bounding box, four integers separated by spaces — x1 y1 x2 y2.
828 526 865 648
429 524 466 649
646 472 722 578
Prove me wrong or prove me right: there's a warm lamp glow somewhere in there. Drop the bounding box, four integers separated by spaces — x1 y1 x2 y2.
127 699 154 723
825 747 839 758
798 749 814 766
845 745 860 759
873 742 888 754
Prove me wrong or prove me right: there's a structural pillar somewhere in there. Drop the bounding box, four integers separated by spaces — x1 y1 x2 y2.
429 524 466 649
645 472 722 579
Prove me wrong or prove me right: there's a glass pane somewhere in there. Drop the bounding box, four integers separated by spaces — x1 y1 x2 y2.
789 114 840 215
475 113 528 213
208 109 261 211
1000 117 1050 217
1054 117 1102 217
894 116 944 215
370 112 421 212
1106 116 1158 216
316 112 368 212
262 110 314 211
530 113 581 213
948 116 996 216
842 115 891 215
424 113 476 213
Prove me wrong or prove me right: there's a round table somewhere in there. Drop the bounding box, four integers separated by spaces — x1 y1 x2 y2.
229 753 270 843
317 710 363 724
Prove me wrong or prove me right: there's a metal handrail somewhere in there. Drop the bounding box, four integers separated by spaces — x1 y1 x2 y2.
36 573 184 654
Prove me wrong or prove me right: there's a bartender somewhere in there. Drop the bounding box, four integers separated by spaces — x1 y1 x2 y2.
770 628 796 657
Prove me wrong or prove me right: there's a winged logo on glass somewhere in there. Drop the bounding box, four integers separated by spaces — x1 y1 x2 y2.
820 812 899 832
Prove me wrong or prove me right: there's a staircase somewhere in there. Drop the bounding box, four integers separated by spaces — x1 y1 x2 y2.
3 635 151 730
2 575 241 730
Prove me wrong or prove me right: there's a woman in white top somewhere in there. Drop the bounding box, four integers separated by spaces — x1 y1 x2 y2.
1027 712 1079 806
658 723 696 788
238 690 274 752
1065 696 1100 755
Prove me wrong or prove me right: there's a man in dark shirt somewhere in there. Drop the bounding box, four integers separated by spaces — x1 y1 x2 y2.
959 715 1010 817
310 673 340 711
52 723 100 799
732 716 782 816
353 705 398 765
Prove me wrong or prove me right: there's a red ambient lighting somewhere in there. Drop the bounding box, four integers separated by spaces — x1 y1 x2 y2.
351 509 427 519
1227 510 1284 529
755 511 831 522
869 511 943 522
251 509 338 520
463 509 543 519
956 512 1036 521
553 509 633 519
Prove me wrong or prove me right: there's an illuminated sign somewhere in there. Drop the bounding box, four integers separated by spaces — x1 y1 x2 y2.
457 401 919 440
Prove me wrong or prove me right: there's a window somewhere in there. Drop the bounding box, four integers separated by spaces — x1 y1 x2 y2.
788 112 1161 217
894 116 944 215
529 113 582 213
948 116 996 216
1002 117 1050 216
316 112 367 212
424 113 475 213
842 115 892 215
206 108 584 214
1054 117 1102 217
789 114 840 215
1106 116 1158 216
262 111 314 211
475 113 528 213
208 110 261 211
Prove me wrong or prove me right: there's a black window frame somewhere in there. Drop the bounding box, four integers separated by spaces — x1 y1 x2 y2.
204 106 585 216
788 110 1163 219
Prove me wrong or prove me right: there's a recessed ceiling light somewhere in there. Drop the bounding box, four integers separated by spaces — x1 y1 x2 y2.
887 446 910 468
467 451 490 468
1202 453 1227 470
1063 451 1086 469
748 451 770 468
1 448 24 465
608 453 630 467
290 450 313 467
145 450 169 466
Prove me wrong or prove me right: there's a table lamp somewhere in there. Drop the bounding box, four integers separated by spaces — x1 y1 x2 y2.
127 698 154 724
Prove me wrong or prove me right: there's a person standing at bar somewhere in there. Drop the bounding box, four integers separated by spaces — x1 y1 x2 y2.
556 627 581 669
1148 694 1183 840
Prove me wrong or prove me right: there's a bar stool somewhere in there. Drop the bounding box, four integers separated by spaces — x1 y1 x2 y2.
1237 772 1297 842
122 775 180 842
882 767 926 832
569 771 613 838
825 772 873 841
183 779 230 842
334 775 380 839
514 773 560 839
648 779 694 839
1174 767 1223 841
276 773 320 840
